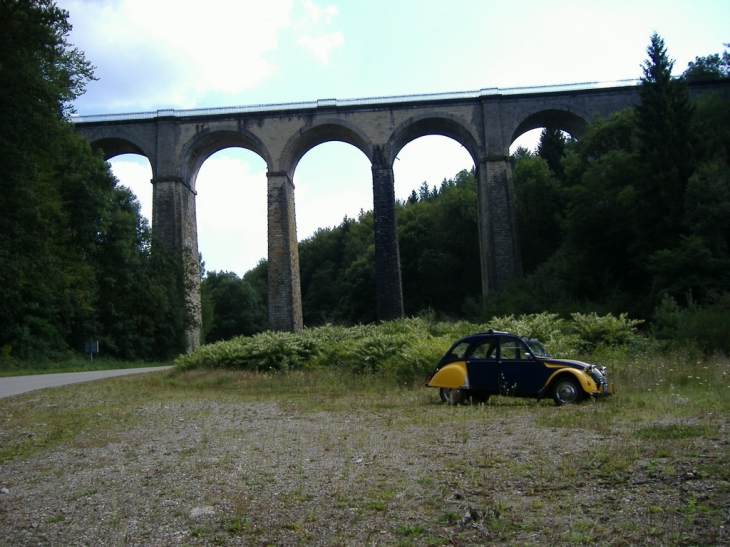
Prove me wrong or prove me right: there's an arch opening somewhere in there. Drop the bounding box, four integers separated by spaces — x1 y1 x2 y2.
510 108 587 147
182 129 272 190
293 140 374 325
393 135 475 201
93 137 147 161
293 141 372 240
508 121 574 276
196 147 268 278
283 121 373 177
389 115 481 167
393 135 478 318
108 154 154 224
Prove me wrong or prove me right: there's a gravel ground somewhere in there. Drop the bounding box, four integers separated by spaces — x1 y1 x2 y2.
1 389 728 546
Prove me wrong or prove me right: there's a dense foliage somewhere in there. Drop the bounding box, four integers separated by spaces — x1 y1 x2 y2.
175 313 646 381
0 1 189 363
494 37 729 343
200 270 267 343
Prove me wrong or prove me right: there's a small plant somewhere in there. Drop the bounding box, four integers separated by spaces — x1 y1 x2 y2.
393 523 428 536
634 423 715 439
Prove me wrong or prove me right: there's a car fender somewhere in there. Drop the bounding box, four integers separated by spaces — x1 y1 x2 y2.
427 361 469 389
545 367 597 394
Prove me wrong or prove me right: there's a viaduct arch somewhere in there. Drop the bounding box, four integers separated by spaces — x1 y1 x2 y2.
74 79 727 351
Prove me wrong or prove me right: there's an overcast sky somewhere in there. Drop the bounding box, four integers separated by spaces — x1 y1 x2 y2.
59 0 729 276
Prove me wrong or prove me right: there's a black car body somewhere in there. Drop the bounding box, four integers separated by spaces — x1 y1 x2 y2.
426 330 613 405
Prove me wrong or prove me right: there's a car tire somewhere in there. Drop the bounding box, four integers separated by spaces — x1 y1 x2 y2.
552 378 583 405
439 387 465 405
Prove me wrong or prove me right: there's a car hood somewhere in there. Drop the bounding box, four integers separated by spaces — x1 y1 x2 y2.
541 358 592 370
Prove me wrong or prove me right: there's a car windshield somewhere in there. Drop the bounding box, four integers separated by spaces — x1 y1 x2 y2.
526 339 551 357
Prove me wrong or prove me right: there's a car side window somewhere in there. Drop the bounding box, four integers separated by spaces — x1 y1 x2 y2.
468 339 496 359
448 342 470 359
499 337 530 360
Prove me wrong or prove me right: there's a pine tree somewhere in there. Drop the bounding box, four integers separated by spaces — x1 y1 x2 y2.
634 33 696 252
537 127 568 180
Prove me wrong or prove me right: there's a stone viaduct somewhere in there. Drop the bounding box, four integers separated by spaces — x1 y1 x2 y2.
74 79 726 351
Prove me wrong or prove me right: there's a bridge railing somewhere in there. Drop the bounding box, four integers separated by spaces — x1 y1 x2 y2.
69 79 640 124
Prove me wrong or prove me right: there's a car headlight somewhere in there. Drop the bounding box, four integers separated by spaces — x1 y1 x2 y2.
586 365 602 385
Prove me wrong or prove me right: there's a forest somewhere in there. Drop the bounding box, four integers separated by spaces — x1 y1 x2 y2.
2 0 729 364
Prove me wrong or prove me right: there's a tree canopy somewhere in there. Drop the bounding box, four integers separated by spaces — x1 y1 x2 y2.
0 0 189 362
683 44 730 81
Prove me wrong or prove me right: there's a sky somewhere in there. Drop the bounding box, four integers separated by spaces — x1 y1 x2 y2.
58 0 730 277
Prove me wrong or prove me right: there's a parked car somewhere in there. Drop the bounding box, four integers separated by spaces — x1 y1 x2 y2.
426 330 613 405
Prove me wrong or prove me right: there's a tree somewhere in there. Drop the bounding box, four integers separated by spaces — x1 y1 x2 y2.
201 271 266 343
0 0 97 357
683 45 730 81
537 127 569 180
512 154 565 273
0 1 190 361
634 33 696 254
560 110 643 311
397 170 481 316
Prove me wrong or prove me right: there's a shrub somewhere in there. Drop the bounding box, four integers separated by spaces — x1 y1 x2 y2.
174 331 319 371
569 312 644 352
175 313 651 375
652 292 730 355
487 312 580 356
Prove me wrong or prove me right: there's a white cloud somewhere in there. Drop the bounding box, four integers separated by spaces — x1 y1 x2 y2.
294 0 343 64
297 32 344 63
61 0 294 110
302 0 338 24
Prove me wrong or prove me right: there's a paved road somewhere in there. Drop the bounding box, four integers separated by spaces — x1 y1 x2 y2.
0 367 173 399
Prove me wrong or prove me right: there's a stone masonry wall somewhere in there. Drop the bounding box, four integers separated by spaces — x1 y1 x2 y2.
267 173 303 332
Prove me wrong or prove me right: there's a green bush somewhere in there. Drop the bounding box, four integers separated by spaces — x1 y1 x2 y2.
175 331 319 372
569 312 644 352
176 313 648 376
652 292 730 355
487 312 580 356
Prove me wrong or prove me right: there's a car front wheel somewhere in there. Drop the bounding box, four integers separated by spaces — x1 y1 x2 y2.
552 378 583 405
440 387 465 405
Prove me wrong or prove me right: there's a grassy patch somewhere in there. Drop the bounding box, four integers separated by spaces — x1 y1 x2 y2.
0 357 171 377
1 359 728 546
634 423 717 439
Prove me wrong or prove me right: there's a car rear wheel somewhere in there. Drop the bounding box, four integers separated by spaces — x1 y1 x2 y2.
552 378 583 405
440 388 465 405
